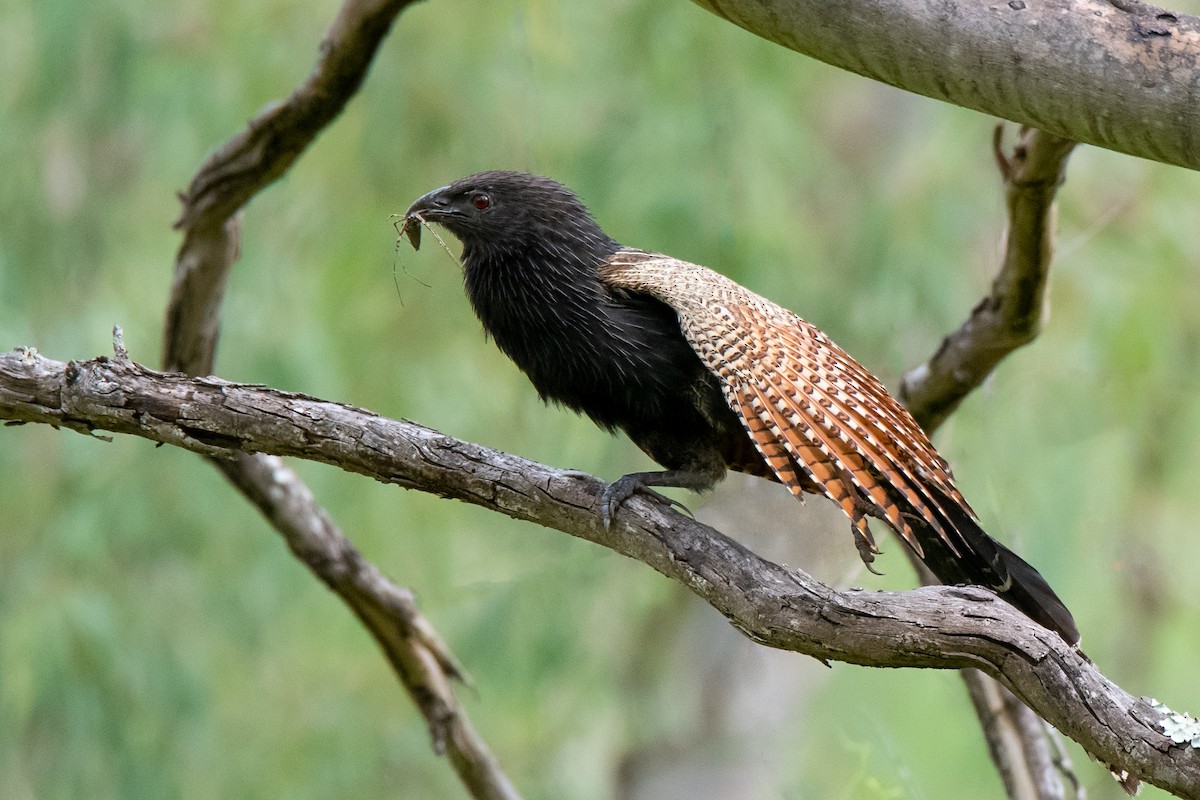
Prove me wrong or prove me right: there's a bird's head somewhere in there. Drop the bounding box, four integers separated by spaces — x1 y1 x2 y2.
403 171 615 263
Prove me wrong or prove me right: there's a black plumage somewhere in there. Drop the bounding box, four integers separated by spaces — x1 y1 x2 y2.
404 170 1079 644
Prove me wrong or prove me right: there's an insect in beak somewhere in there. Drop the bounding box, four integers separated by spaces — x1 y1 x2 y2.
397 212 424 250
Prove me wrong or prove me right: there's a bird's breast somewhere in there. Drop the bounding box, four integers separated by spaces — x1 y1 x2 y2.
464 260 718 431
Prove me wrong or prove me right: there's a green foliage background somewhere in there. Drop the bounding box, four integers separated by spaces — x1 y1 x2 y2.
3 0 1199 797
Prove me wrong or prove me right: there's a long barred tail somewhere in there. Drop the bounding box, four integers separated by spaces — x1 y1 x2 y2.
912 485 1079 645
598 246 1080 644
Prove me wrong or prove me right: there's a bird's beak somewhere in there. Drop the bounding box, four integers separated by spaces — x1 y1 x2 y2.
400 184 454 251
404 185 452 219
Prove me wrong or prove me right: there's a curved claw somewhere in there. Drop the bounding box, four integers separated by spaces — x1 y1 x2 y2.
600 475 641 529
852 522 885 576
649 490 694 519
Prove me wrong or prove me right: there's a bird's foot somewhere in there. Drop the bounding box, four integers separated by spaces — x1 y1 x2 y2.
852 522 885 576
599 474 694 529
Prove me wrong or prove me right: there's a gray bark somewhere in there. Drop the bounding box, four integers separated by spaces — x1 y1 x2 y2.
3 348 1199 799
690 0 1200 171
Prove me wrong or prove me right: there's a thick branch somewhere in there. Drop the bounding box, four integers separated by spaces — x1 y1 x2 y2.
3 349 1198 798
6 345 520 798
690 0 1200 171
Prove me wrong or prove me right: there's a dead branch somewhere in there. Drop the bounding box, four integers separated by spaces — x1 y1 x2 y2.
896 126 1078 799
157 1 521 796
2 348 1198 799
901 126 1076 429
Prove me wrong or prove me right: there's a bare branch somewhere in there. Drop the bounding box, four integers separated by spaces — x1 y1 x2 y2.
902 127 1076 434
155 1 522 796
4 348 521 799
962 670 1072 800
173 0 417 234
689 0 1200 171
164 214 240 377
217 452 521 800
893 126 1078 798
3 349 1198 798
165 0 421 372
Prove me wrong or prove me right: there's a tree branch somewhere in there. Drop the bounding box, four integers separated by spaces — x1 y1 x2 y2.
214 452 521 800
896 126 1077 798
689 0 1200 171
157 1 521 796
172 0 417 234
3 349 1198 798
166 0 421 373
901 126 1076 430
961 669 1080 800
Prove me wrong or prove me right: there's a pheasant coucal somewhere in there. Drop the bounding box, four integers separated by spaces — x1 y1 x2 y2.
403 170 1079 644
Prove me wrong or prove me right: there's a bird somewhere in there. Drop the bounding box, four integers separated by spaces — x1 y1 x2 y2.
402 170 1079 645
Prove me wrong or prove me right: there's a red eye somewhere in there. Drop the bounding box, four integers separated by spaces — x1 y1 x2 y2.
472 193 491 210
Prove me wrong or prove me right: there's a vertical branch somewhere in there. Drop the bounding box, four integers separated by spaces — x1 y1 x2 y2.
162 1 523 797
962 669 1081 800
900 126 1079 800
900 126 1075 428
167 0 420 369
